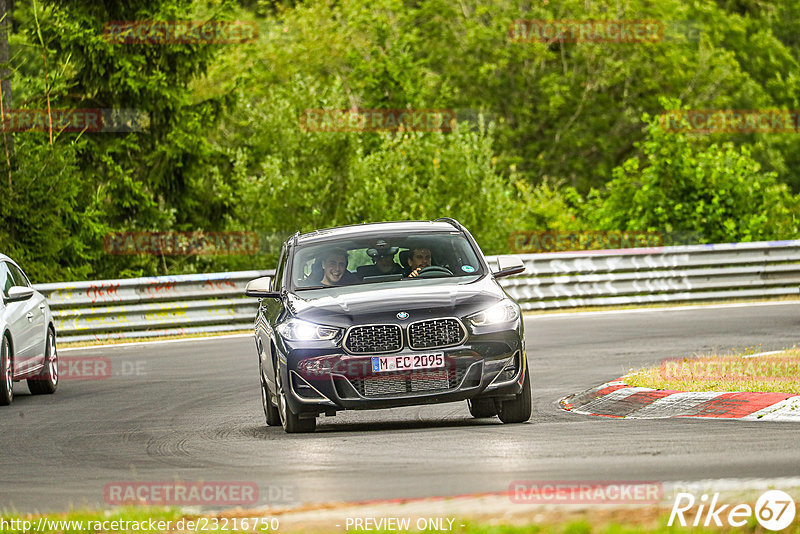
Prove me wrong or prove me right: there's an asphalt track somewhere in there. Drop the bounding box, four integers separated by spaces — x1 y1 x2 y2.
2 301 799 513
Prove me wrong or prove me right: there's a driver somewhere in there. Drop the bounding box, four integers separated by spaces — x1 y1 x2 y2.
405 247 432 278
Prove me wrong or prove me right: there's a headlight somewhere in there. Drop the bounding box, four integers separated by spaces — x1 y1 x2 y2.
468 300 520 326
277 318 340 341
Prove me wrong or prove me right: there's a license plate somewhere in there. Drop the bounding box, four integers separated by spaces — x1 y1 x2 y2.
371 353 445 372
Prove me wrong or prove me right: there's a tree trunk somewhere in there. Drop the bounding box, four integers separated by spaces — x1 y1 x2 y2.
0 0 12 191
0 0 12 110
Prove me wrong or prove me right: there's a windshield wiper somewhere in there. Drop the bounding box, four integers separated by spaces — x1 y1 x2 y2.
295 285 327 291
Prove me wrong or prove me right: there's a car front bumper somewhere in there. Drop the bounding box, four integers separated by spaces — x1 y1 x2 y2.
278 324 526 415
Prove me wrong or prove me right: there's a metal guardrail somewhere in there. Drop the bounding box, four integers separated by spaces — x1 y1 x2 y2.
34 240 800 343
488 240 800 311
34 271 273 343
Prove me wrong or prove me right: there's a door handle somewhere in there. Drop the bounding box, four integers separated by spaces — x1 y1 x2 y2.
26 312 34 321
39 304 47 311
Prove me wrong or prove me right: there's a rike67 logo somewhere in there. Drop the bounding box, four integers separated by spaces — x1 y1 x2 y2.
669 490 796 530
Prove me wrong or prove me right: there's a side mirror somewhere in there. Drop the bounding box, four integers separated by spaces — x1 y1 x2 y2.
492 256 526 279
5 286 35 303
245 277 281 299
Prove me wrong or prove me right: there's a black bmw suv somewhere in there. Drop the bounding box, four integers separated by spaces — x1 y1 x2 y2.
245 218 530 432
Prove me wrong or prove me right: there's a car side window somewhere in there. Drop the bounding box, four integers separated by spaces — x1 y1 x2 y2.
272 246 287 291
7 263 31 288
0 262 12 299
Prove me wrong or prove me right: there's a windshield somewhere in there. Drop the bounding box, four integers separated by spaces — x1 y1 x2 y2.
290 231 484 290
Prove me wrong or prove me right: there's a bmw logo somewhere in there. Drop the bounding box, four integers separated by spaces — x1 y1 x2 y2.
396 311 409 320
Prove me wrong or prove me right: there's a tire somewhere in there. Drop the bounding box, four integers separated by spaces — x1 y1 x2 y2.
261 373 281 426
1 336 12 406
276 370 316 433
498 370 532 424
467 397 499 418
28 329 58 395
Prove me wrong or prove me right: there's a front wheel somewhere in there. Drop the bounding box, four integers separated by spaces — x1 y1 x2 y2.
261 373 280 426
498 370 532 424
28 329 58 395
276 370 316 433
1 336 12 405
467 397 499 418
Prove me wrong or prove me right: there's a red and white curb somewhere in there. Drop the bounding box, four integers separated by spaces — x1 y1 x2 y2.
560 379 800 421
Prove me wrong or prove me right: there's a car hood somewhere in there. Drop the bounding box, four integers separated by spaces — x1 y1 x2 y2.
286 276 507 327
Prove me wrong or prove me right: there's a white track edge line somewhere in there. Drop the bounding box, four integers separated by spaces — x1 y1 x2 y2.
525 300 800 319
60 333 252 352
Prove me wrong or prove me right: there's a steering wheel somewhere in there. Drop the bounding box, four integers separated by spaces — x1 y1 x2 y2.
413 266 453 278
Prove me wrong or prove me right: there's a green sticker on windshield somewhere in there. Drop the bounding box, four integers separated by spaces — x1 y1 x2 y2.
462 265 475 273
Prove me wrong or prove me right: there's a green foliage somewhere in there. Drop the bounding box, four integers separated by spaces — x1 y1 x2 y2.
212 77 523 264
589 108 799 243
3 0 800 282
3 0 237 281
0 136 102 281
322 0 800 191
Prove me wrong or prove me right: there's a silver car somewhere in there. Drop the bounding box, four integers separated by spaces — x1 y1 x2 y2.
0 254 58 405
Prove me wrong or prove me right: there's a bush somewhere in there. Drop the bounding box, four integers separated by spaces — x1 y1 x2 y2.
589 110 799 243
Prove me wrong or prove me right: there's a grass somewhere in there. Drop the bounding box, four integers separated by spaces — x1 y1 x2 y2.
450 520 796 534
625 347 800 394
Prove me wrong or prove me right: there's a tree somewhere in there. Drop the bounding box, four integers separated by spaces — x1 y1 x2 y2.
2 0 236 280
589 108 799 243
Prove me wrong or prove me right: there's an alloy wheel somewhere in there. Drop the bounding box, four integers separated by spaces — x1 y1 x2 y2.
47 332 58 386
2 340 12 402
